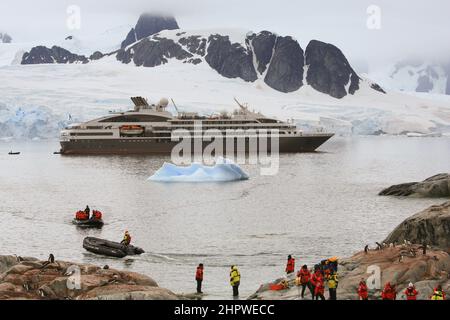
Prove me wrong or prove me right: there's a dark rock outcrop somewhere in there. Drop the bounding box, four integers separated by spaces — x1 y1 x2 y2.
379 173 450 197
0 255 179 300
248 31 277 74
89 51 104 61
370 83 386 94
121 13 179 49
178 36 207 56
205 35 257 82
305 40 360 98
264 36 304 93
117 38 192 67
384 201 450 252
21 46 88 65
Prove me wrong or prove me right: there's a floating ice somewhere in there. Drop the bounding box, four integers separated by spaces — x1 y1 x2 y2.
149 157 249 182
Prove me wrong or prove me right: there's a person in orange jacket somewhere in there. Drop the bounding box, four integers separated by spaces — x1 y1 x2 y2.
297 265 314 299
285 255 295 275
404 282 418 300
381 282 397 300
195 263 204 294
358 279 369 300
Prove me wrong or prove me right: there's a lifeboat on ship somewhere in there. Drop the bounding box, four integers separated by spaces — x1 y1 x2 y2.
119 125 145 136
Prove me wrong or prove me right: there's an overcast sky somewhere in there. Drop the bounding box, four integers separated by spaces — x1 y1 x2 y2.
1 0 449 68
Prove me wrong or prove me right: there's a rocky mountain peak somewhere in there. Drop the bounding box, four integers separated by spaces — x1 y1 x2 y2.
121 13 179 49
305 40 360 99
0 32 12 43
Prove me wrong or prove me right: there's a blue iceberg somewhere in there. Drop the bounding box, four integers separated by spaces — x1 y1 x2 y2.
149 157 249 182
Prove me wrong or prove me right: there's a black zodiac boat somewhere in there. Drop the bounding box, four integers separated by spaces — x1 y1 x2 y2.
72 218 104 228
83 237 145 258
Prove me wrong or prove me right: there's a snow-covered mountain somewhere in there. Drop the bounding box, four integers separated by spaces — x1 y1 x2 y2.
0 32 12 43
370 60 450 95
1 14 450 139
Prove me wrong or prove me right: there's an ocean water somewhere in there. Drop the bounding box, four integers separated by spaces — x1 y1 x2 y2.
0 136 449 299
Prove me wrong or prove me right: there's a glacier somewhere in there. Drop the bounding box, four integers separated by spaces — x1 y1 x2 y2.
149 157 249 182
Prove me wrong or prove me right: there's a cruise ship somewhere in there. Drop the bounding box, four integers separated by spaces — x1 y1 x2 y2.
59 97 333 155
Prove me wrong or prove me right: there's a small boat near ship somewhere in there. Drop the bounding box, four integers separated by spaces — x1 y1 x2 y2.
83 237 145 258
8 151 20 155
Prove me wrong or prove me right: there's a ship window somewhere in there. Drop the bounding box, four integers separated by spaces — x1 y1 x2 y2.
70 132 113 136
100 115 169 122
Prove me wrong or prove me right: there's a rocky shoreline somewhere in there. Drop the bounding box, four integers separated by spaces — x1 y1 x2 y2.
250 200 450 300
0 255 178 300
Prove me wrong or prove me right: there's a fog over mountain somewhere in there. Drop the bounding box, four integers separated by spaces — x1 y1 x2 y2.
1 0 449 69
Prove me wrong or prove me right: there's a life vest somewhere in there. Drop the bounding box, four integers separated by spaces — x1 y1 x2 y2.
92 210 102 220
404 288 418 300
75 210 88 220
381 284 396 300
358 283 369 299
327 274 338 289
298 269 311 285
230 267 241 286
431 290 445 300
196 267 204 281
314 277 325 295
310 271 322 287
123 233 131 245
286 258 295 273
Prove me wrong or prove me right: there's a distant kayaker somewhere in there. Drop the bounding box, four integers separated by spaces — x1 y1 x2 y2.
121 231 131 246
285 255 295 275
195 263 204 294
230 265 241 297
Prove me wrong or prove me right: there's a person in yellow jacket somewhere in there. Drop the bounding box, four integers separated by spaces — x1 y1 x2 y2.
327 271 339 300
430 285 446 300
230 265 241 297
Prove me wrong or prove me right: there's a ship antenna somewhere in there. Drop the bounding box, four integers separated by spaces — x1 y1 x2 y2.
171 98 180 114
233 97 247 111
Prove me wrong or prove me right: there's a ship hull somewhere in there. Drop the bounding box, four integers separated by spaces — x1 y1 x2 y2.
60 134 334 155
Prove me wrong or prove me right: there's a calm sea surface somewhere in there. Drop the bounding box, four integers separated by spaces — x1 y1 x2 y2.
0 136 449 299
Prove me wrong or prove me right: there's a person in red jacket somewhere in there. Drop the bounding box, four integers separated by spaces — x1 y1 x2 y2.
404 283 418 300
358 279 369 300
381 282 397 300
310 269 324 300
314 272 325 300
195 264 204 294
297 265 314 299
285 255 295 275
